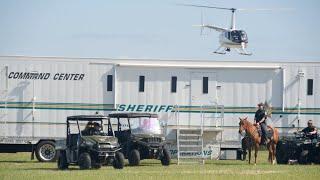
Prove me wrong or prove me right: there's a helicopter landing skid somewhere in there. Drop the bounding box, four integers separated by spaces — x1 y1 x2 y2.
213 51 226 55
213 46 227 55
235 48 252 56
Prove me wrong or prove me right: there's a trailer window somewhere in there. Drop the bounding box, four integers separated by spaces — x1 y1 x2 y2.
203 77 208 94
307 79 313 95
171 76 177 93
139 76 145 92
107 75 113 91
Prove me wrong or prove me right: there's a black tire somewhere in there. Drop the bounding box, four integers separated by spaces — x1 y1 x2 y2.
35 141 58 162
128 149 140 166
160 148 170 166
298 150 310 164
91 157 102 169
57 150 68 170
92 164 102 169
78 152 91 169
313 146 320 164
113 151 125 169
276 141 289 164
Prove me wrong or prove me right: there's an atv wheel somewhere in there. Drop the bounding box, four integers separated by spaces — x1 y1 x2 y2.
160 148 170 166
128 149 140 166
35 141 57 162
57 150 68 170
276 141 289 164
299 150 310 164
313 148 320 164
79 153 91 169
113 151 125 169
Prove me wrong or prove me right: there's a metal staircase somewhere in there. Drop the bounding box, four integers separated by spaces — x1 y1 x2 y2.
174 104 224 164
177 128 205 164
174 105 205 164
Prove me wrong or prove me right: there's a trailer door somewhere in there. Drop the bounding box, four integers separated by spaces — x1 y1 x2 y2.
189 72 217 126
0 66 8 136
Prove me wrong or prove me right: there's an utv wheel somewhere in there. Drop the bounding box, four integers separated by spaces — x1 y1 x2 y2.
128 149 140 166
276 141 289 164
35 141 57 162
79 153 91 169
160 148 171 166
57 150 68 170
113 152 125 169
298 150 310 164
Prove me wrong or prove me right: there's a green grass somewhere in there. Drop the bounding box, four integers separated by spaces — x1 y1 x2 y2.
0 151 319 180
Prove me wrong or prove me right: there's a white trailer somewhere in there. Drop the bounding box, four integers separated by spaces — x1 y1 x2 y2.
0 56 319 161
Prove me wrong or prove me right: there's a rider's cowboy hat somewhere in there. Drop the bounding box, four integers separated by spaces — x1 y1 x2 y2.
257 102 264 106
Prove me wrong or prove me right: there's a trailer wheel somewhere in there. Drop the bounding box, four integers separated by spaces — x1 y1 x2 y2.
113 151 125 169
35 141 57 162
57 150 68 170
160 148 170 166
128 149 140 166
79 152 91 169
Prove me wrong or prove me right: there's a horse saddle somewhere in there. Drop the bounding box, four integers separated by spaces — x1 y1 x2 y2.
255 125 274 139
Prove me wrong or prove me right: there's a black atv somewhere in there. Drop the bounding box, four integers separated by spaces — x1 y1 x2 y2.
276 131 320 164
56 115 125 170
109 113 170 166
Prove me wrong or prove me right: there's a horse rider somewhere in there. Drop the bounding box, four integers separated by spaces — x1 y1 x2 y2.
254 102 268 144
301 120 318 139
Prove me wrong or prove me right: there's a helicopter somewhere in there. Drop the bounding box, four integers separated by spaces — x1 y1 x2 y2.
180 4 291 56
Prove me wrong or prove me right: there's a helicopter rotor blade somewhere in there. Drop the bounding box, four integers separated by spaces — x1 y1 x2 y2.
177 3 234 11
236 8 294 12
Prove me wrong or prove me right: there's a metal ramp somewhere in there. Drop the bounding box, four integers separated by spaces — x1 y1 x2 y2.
173 104 224 164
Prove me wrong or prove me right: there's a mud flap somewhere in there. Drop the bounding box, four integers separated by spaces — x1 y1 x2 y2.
31 146 35 160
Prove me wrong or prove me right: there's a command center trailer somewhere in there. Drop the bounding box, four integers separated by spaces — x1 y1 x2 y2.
0 56 319 161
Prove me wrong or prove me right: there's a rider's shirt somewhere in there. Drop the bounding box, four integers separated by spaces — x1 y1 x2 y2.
302 126 317 139
255 109 266 123
302 126 317 134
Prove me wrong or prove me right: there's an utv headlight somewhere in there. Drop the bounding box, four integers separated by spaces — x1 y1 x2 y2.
99 144 116 149
83 140 94 146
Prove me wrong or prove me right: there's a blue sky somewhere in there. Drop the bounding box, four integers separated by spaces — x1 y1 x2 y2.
0 0 319 61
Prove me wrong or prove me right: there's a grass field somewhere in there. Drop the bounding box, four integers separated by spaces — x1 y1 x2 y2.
0 151 319 180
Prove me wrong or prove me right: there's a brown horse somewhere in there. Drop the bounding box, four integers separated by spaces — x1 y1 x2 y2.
238 117 279 165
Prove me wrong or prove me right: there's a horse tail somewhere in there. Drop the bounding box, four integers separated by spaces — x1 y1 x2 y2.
267 125 279 144
272 128 279 144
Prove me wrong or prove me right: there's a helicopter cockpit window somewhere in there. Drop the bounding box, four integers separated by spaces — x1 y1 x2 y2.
225 32 230 39
240 31 248 41
230 30 247 43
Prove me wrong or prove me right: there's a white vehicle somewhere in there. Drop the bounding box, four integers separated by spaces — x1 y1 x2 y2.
180 4 292 55
0 56 319 161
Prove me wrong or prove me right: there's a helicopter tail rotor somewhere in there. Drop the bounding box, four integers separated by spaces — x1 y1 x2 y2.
200 11 205 35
